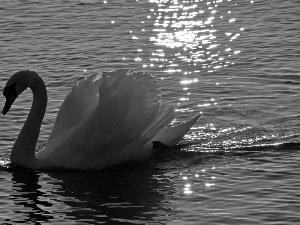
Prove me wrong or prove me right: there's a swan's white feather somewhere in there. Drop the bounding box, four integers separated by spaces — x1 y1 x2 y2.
38 69 175 169
47 73 102 145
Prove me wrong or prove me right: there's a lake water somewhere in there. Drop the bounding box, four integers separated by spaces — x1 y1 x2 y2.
0 0 299 224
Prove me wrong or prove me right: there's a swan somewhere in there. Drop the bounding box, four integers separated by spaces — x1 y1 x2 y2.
2 69 200 170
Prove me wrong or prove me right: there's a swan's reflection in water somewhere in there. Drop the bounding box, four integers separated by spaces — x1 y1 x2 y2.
5 147 241 224
8 162 179 224
10 170 54 223
2 147 253 224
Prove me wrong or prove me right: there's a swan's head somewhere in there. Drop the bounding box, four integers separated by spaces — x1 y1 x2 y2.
2 70 38 115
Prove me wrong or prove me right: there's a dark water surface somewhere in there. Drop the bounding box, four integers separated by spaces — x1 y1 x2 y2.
0 0 299 224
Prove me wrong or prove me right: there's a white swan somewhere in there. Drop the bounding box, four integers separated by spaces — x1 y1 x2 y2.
2 69 200 170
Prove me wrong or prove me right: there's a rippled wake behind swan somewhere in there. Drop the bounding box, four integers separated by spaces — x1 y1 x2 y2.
2 69 200 170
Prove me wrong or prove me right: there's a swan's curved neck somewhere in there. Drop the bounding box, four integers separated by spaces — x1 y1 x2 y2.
10 75 47 168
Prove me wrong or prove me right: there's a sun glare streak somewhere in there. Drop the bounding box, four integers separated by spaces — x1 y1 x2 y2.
147 0 243 72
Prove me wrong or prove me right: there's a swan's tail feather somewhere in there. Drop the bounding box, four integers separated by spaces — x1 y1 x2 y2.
142 103 175 140
152 113 202 146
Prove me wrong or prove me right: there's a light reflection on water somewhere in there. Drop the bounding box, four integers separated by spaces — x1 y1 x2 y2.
147 0 242 73
130 0 250 119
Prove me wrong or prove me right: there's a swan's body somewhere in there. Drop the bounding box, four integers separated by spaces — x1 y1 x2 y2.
2 69 200 170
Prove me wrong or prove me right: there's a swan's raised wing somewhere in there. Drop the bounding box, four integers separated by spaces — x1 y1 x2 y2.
47 73 102 144
43 69 165 168
73 69 161 146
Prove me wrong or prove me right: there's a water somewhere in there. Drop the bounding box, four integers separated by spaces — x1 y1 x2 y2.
0 0 299 224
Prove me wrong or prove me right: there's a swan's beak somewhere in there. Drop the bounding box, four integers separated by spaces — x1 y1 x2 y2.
2 84 18 115
2 97 15 115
